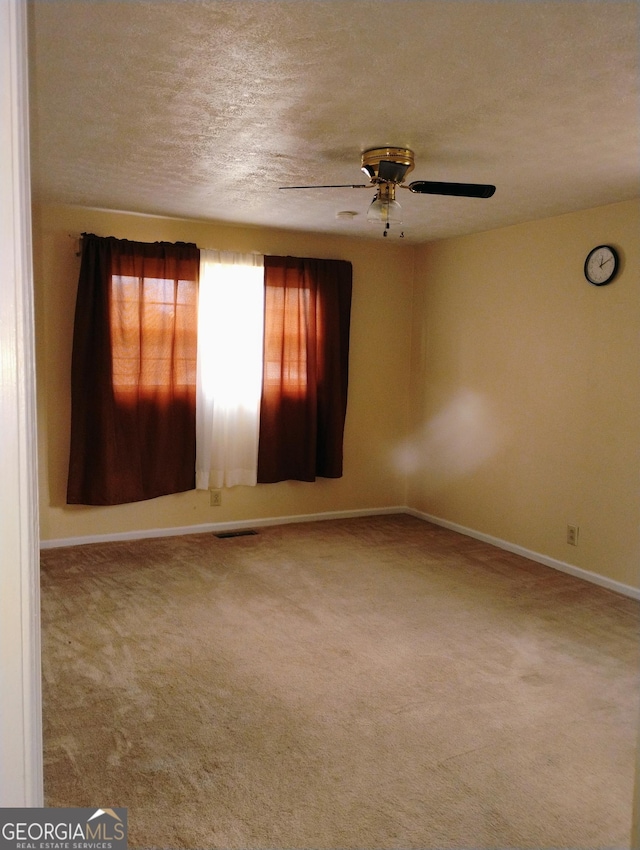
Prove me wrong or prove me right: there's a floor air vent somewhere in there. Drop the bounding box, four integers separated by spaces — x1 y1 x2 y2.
214 529 258 539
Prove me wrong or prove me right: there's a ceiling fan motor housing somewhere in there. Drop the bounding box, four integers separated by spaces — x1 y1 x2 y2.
361 147 415 183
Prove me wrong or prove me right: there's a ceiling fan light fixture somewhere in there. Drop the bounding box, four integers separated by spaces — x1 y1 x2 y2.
366 183 403 228
366 196 403 224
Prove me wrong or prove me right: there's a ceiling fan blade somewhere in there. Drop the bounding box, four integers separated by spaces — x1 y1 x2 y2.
407 181 496 198
279 183 370 190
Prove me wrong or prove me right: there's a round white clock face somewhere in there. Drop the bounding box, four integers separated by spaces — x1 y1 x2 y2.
585 245 619 286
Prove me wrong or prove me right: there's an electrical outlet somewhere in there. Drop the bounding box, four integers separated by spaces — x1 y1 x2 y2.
210 489 222 507
567 524 579 546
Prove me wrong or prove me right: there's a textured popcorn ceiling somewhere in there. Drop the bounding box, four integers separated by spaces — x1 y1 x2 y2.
28 1 639 243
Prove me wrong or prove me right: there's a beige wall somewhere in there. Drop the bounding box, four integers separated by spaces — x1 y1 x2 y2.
34 199 639 592
408 199 640 589
33 203 414 542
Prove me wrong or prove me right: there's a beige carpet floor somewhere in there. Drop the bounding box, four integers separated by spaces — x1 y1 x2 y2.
40 514 639 849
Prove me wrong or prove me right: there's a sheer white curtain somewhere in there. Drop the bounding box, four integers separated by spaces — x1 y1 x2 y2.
196 250 264 489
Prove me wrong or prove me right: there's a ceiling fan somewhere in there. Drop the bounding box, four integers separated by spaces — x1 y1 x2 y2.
280 147 496 236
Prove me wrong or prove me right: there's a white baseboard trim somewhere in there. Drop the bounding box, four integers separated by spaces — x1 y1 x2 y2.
40 505 639 601
39 506 405 550
407 508 640 601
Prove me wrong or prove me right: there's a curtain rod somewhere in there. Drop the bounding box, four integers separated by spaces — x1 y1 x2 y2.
68 233 82 256
68 233 264 259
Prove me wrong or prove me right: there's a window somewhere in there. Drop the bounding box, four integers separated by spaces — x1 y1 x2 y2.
111 274 197 391
67 238 352 505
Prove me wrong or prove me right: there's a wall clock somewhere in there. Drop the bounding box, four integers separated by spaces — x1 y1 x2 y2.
584 244 619 286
